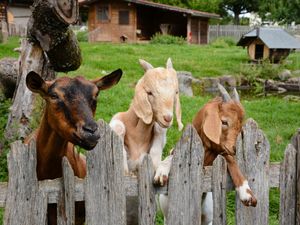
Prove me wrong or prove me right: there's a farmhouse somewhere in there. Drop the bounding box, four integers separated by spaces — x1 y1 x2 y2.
237 27 300 63
0 0 32 36
79 0 219 44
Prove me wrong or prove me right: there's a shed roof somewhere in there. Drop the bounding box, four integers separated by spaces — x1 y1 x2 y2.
80 0 219 19
237 27 300 49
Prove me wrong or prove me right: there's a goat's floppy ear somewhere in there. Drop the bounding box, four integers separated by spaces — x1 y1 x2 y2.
139 59 154 72
94 69 123 91
26 71 48 96
166 58 173 70
175 91 183 131
203 104 222 145
132 81 153 124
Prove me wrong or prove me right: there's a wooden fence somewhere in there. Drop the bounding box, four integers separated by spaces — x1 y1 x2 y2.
208 25 300 43
0 118 299 225
208 25 251 42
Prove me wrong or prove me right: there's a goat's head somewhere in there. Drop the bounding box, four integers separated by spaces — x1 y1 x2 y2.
200 84 244 155
26 69 123 150
132 58 183 130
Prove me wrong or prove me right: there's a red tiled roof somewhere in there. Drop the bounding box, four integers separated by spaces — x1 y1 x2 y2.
80 0 220 19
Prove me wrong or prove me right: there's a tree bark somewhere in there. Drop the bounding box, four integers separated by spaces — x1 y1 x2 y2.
27 0 81 72
5 40 55 140
0 58 18 98
5 0 80 140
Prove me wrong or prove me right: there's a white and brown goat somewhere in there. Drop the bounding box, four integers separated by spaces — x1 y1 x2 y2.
109 58 183 224
159 84 257 225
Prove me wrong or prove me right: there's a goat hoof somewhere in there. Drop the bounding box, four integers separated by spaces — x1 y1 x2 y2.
242 196 257 207
153 174 168 187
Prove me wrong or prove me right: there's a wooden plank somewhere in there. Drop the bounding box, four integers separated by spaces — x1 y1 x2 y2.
235 118 270 225
212 156 227 225
138 155 156 225
0 163 281 208
166 124 203 225
57 157 76 225
85 120 126 225
291 130 300 225
279 144 297 225
4 140 47 225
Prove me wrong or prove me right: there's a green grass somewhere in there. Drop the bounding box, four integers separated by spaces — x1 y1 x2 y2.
1 37 300 224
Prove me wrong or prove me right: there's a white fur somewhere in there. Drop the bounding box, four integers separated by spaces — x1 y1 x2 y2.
109 116 129 174
236 180 253 204
150 123 167 170
154 155 172 186
201 192 213 225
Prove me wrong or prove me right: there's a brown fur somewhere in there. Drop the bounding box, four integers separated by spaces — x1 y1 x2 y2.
24 69 122 224
193 96 257 207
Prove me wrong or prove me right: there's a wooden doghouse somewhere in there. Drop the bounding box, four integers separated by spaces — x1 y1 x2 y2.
237 27 300 63
79 0 219 44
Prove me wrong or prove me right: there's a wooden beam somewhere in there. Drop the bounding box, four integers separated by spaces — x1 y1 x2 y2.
0 163 281 208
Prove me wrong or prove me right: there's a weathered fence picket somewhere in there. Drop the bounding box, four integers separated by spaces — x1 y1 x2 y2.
235 119 270 225
85 120 126 225
212 156 227 225
166 125 204 225
279 144 297 225
291 131 300 225
0 119 299 225
138 155 156 225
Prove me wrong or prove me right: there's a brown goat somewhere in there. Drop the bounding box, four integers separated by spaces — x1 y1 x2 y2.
24 69 122 225
193 84 257 207
159 84 257 225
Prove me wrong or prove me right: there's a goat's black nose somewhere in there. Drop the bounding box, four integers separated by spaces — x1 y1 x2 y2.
83 122 99 134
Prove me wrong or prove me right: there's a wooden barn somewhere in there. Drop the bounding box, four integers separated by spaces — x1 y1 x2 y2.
237 27 300 63
79 0 219 44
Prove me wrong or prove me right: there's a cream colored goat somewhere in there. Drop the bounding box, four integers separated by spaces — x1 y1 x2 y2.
109 58 183 224
110 58 183 174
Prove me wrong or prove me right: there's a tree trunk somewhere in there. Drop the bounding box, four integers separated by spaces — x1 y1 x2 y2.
5 40 55 140
0 58 18 98
27 0 81 72
233 12 240 25
5 0 80 140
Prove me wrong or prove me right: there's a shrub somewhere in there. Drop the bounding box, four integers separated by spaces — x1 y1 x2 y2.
210 37 236 48
76 30 88 42
150 33 186 45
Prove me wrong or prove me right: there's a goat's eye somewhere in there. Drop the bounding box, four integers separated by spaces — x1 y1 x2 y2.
176 90 179 94
221 120 229 126
50 93 59 100
147 91 153 96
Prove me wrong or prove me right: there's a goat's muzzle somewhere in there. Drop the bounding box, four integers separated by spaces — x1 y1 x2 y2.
74 122 101 150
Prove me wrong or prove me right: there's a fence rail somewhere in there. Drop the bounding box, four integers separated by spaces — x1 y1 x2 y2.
0 119 299 224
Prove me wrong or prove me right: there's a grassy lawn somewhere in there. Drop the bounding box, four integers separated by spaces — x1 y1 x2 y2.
1 36 300 224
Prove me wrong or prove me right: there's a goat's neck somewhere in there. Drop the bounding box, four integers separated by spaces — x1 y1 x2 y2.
127 107 154 135
123 107 154 160
36 111 72 180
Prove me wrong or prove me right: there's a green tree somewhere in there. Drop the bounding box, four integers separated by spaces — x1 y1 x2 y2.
152 0 221 13
219 0 260 25
259 0 300 24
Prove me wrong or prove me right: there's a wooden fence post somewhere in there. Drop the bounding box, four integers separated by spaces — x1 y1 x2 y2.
57 157 76 225
212 156 227 225
85 120 126 225
291 130 300 224
279 144 297 225
4 140 47 225
138 155 156 225
167 124 204 225
235 118 270 225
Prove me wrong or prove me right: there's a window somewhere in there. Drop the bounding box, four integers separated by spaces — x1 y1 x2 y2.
97 5 109 22
119 10 129 25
